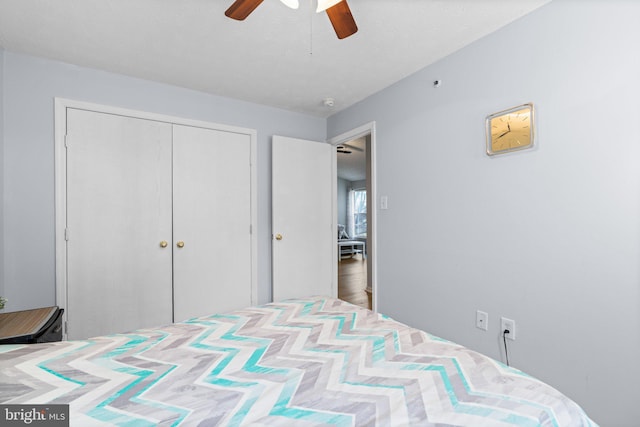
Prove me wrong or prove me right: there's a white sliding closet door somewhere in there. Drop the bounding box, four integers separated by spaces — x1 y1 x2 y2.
66 109 173 339
172 125 252 321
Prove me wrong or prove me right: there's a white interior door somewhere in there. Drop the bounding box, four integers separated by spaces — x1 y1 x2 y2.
272 136 335 301
172 125 252 321
66 109 173 339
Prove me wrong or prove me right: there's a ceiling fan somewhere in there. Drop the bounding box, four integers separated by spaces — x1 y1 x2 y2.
225 0 358 40
336 143 362 154
336 141 364 154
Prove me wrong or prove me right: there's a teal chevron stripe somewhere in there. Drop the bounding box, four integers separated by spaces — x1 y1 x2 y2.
212 320 327 423
83 332 189 426
400 363 555 427
315 306 562 426
295 301 568 426
227 392 263 427
36 364 85 387
87 364 187 427
450 359 559 426
187 316 247 375
0 344 25 353
38 341 97 387
311 311 557 426
269 406 354 426
0 297 597 426
188 314 290 425
261 304 317 333
315 312 399 363
102 334 151 358
192 302 356 426
262 359 358 426
277 298 324 317
268 367 353 427
190 314 291 377
93 364 188 426
86 406 156 427
307 318 407 393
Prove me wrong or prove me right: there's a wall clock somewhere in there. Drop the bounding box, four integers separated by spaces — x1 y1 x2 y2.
486 103 534 156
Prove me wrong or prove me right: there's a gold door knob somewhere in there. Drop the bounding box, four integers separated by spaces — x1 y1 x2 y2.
275 233 283 241
159 241 168 248
176 241 185 248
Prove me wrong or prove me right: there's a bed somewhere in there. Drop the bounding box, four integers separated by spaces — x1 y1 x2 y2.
0 297 596 426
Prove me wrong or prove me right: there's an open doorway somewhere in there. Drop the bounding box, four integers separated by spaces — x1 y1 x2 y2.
335 133 373 310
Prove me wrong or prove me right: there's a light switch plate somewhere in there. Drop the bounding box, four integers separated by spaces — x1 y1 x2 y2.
380 196 388 210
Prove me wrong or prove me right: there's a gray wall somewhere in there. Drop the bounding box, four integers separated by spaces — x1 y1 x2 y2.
350 179 366 190
1 50 325 312
0 48 4 302
337 177 348 227
328 1 639 426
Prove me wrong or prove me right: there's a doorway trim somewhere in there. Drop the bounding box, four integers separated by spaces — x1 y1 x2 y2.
54 98 258 337
329 122 377 312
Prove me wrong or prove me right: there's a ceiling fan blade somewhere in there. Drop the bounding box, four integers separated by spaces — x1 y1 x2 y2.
342 142 363 152
325 0 358 39
225 0 264 21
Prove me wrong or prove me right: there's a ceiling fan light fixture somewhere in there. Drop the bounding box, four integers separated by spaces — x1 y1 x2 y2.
279 0 299 9
225 0 356 39
316 0 342 13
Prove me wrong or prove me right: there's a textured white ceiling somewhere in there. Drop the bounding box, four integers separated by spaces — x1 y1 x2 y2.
0 0 551 117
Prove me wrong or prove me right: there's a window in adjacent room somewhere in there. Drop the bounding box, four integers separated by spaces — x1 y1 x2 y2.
353 189 367 237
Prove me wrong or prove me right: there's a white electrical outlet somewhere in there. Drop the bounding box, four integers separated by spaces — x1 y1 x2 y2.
476 310 488 331
501 317 516 340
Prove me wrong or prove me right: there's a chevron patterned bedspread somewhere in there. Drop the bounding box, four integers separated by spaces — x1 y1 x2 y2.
1 297 596 426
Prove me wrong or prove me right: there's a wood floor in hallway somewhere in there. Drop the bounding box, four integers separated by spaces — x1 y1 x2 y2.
338 255 370 310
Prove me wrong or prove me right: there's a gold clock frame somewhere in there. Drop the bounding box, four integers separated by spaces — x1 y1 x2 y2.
486 103 535 156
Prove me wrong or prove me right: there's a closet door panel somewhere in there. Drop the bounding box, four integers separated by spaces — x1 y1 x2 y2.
66 109 173 339
172 125 252 321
